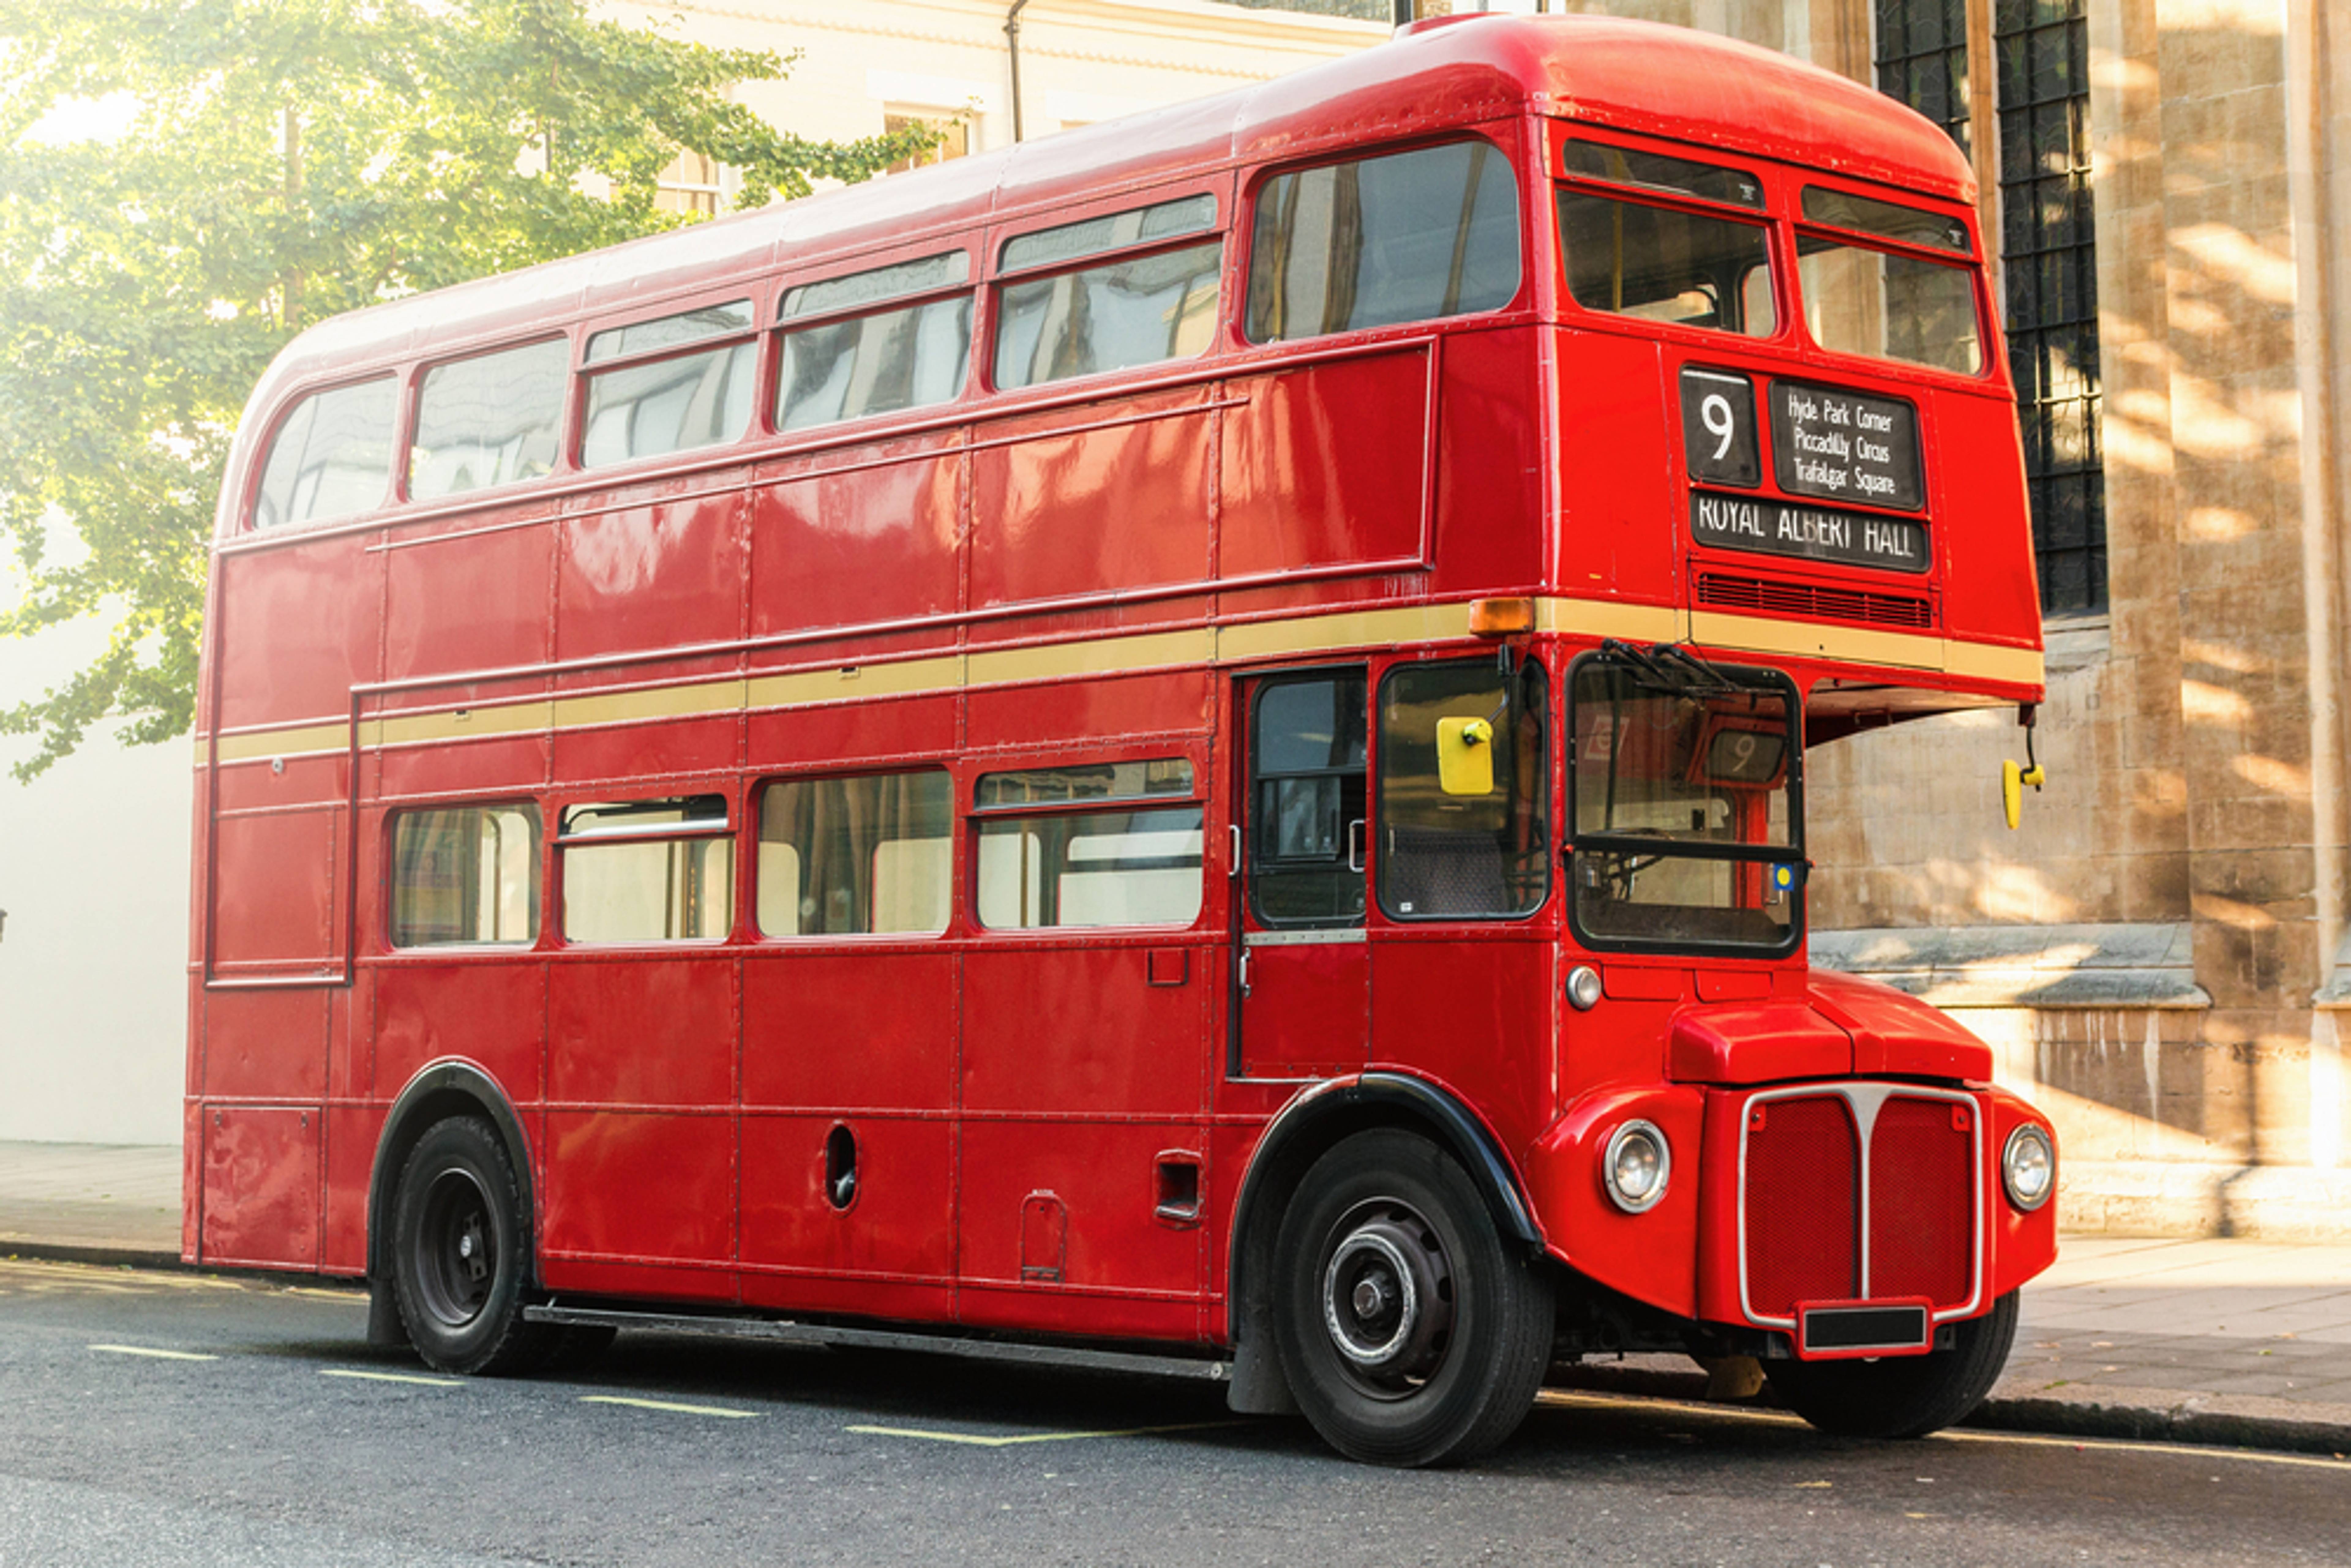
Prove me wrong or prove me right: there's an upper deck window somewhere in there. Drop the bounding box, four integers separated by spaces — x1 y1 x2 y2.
253 378 396 530
783 251 968 318
1800 187 1970 254
581 302 757 469
1246 140 1520 342
1560 140 1763 210
1797 188 1982 375
999 197 1214 275
409 338 568 501
992 200 1221 391
1557 188 1775 337
778 254 972 432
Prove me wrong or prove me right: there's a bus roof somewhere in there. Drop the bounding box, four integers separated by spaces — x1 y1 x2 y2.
242 14 1972 417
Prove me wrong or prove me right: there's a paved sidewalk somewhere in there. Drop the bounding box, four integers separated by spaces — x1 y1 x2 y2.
0 1140 180 1262
4 1140 2348 1454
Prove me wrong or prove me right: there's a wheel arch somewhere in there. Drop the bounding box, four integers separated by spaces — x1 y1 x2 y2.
365 1060 538 1287
1223 1072 1544 1413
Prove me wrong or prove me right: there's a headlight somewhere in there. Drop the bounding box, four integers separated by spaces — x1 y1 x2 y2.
2002 1123 2056 1212
1603 1120 1670 1214
1566 965 1602 1011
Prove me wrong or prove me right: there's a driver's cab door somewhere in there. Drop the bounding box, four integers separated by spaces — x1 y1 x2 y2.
1232 669 1370 1080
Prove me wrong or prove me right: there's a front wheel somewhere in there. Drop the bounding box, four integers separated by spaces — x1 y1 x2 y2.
1764 1291 2019 1439
1271 1129 1555 1467
390 1117 554 1375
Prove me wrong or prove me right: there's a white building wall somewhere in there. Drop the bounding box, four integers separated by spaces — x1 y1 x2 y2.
0 0 1386 1148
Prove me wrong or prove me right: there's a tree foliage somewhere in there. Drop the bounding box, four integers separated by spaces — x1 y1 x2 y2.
0 0 929 778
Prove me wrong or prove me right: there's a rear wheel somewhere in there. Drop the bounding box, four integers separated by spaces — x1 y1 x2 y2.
1271 1129 1554 1467
1764 1291 2019 1439
390 1117 554 1375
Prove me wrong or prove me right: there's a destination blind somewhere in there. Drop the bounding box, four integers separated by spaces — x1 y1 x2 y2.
1767 382 1923 511
1688 490 1929 573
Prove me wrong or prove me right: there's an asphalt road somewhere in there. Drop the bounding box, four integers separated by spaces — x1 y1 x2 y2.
1 1258 2345 1567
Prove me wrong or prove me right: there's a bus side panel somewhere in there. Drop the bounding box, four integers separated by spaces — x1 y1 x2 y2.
549 711 741 787
957 945 1209 1335
199 1103 320 1269
200 986 328 1101
209 808 341 968
1430 327 1547 594
1218 349 1430 582
739 1115 955 1319
1550 329 1678 609
1369 938 1555 1159
1932 390 2042 648
321 1102 384 1275
751 436 962 645
382 509 553 683
214 541 383 732
539 956 737 1293
376 735 551 805
371 961 548 1108
969 391 1215 609
747 694 958 773
966 670 1212 750
556 482 748 663
740 950 956 1309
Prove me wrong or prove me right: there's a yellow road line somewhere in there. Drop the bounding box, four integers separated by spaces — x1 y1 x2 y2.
89 1344 217 1362
321 1368 463 1388
1534 1389 2351 1472
581 1394 757 1420
846 1420 1243 1448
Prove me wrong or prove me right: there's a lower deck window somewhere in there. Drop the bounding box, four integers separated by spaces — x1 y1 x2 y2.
976 807 1204 930
559 796 732 943
758 771 951 936
389 806 540 948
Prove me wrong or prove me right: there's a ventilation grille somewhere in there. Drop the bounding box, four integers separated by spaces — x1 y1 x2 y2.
1697 572 1936 630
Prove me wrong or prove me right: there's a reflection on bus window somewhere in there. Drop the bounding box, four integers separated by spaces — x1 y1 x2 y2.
993 242 1221 390
1559 141 1764 208
976 807 1204 930
583 341 757 467
758 771 952 937
1797 236 1982 374
254 378 396 529
1247 140 1521 342
778 295 971 430
389 805 540 947
559 796 732 943
409 338 569 500
1569 659 1799 951
999 197 1214 275
975 758 1193 808
1558 192 1775 336
1377 659 1548 920
586 301 753 363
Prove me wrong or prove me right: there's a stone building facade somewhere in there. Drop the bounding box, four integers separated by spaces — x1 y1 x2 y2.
1541 0 2351 1236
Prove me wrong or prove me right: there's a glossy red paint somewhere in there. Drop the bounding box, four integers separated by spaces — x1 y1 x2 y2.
189 15 2055 1371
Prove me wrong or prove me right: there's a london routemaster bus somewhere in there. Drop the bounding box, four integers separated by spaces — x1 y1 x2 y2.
189 13 2059 1466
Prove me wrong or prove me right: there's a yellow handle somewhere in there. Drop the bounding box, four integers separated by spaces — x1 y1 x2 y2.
2001 761 2047 830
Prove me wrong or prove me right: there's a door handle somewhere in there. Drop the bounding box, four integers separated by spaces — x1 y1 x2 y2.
1347 817 1366 874
1238 948 1252 997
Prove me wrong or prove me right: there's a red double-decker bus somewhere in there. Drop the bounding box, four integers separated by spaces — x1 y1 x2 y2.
189 13 2058 1465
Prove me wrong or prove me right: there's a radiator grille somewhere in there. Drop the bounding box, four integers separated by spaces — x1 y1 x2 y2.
1744 1096 1858 1319
1697 572 1936 630
1742 1090 1978 1323
1867 1098 1976 1310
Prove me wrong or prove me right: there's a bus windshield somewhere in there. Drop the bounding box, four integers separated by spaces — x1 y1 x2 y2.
1569 652 1802 952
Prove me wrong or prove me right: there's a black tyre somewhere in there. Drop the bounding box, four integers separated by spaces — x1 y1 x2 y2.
390 1117 554 1375
1764 1291 2020 1439
1270 1129 1555 1467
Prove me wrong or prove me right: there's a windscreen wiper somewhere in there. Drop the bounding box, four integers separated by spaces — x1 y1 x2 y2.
1598 638 1741 697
